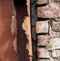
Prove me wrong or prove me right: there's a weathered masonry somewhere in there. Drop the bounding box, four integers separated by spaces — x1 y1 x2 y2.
1 0 60 61
36 0 60 61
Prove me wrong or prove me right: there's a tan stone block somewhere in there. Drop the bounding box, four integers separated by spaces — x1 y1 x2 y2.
47 38 60 50
37 35 49 46
52 21 60 32
49 26 59 37
37 48 50 58
52 50 60 57
37 0 48 4
36 21 48 33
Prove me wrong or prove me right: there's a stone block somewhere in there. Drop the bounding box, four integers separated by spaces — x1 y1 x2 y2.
52 50 60 57
37 7 60 18
49 27 59 37
47 38 60 50
49 57 58 61
37 0 48 4
36 21 48 33
38 59 49 61
37 35 49 46
52 21 60 32
37 48 50 58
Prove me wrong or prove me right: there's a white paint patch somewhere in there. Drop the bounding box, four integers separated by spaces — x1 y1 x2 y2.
11 16 17 35
13 38 17 53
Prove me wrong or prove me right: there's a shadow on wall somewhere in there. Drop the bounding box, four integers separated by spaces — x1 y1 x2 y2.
14 0 30 61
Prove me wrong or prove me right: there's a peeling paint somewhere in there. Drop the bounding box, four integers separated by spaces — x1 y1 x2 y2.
13 38 17 53
22 17 29 40
22 0 32 61
11 16 17 35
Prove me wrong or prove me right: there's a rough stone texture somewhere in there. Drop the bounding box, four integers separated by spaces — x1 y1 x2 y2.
47 38 60 50
37 35 49 46
52 50 60 57
38 59 49 61
54 58 59 61
54 0 60 2
36 21 48 33
36 0 60 61
53 0 60 7
49 57 59 61
37 0 48 4
37 48 50 58
37 7 60 18
49 27 59 37
52 21 60 32
49 1 60 10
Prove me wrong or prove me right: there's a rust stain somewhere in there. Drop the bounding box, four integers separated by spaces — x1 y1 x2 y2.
0 0 18 61
0 40 9 57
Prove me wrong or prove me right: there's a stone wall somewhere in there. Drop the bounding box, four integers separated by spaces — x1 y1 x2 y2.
36 0 60 61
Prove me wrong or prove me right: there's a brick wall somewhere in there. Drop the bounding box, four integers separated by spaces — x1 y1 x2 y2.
36 0 60 61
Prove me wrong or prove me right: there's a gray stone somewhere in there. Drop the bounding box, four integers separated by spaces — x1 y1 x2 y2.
52 21 60 32
49 57 58 61
36 21 48 33
54 58 59 61
31 3 37 26
31 0 35 3
49 57 55 61
52 50 60 57
49 58 59 61
47 38 60 50
49 26 59 37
